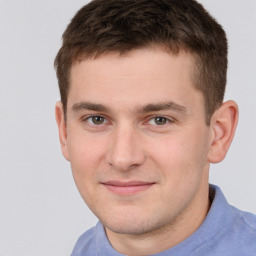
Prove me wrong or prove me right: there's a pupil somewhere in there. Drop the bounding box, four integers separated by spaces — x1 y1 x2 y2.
92 116 104 124
155 117 166 125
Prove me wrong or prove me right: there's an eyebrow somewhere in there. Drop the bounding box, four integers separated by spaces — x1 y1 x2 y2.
71 101 187 114
139 102 187 113
72 102 109 112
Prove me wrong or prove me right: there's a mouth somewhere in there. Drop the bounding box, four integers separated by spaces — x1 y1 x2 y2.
101 180 155 196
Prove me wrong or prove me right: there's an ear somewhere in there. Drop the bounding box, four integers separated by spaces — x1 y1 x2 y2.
55 101 70 161
207 100 239 163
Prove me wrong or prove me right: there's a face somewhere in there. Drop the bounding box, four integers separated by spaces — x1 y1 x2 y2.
58 47 213 236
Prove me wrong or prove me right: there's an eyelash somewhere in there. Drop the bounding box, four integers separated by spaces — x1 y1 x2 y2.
147 116 174 126
81 115 174 127
82 115 109 126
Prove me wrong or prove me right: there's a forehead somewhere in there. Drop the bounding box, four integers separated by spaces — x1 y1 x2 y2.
68 47 202 113
71 47 195 81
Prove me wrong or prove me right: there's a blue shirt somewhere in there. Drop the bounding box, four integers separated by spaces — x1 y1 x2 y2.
71 185 256 255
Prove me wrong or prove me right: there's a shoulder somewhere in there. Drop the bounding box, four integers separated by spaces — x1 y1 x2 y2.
198 186 256 256
221 206 256 255
216 185 256 253
70 225 97 256
231 206 256 235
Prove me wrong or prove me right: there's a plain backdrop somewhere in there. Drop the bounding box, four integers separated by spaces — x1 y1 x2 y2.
0 1 255 255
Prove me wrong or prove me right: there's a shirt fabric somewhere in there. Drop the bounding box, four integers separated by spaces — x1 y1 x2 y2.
70 185 256 256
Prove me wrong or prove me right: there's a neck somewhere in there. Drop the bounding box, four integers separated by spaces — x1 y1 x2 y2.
105 181 210 255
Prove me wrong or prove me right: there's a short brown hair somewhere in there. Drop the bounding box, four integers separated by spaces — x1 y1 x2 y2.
54 0 228 124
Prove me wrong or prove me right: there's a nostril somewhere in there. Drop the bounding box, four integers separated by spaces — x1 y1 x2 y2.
106 148 146 171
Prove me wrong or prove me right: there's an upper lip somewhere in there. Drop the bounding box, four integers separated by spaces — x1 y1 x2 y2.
102 180 155 186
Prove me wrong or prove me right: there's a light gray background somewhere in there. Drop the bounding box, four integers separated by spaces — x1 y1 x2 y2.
0 1 255 255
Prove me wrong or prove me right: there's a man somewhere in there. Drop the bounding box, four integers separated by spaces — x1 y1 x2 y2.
54 0 256 255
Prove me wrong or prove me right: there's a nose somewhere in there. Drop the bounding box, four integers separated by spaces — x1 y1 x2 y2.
106 124 146 172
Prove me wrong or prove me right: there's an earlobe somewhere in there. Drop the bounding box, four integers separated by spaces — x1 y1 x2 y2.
55 101 70 161
207 100 239 163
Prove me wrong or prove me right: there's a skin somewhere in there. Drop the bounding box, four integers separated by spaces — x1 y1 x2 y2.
56 47 238 255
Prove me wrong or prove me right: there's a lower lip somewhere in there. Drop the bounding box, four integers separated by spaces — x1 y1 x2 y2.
103 184 154 196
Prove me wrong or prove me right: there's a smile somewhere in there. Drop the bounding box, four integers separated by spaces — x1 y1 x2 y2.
101 181 155 196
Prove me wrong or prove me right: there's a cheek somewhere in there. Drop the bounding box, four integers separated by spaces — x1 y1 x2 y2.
68 130 105 165
67 132 106 193
147 130 210 212
148 129 209 183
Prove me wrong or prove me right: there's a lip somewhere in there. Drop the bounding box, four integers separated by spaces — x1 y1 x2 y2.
101 180 155 196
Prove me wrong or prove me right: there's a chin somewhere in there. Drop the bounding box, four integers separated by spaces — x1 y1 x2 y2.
100 213 172 235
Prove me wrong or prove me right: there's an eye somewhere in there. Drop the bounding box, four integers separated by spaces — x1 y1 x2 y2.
86 116 106 125
148 116 171 126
